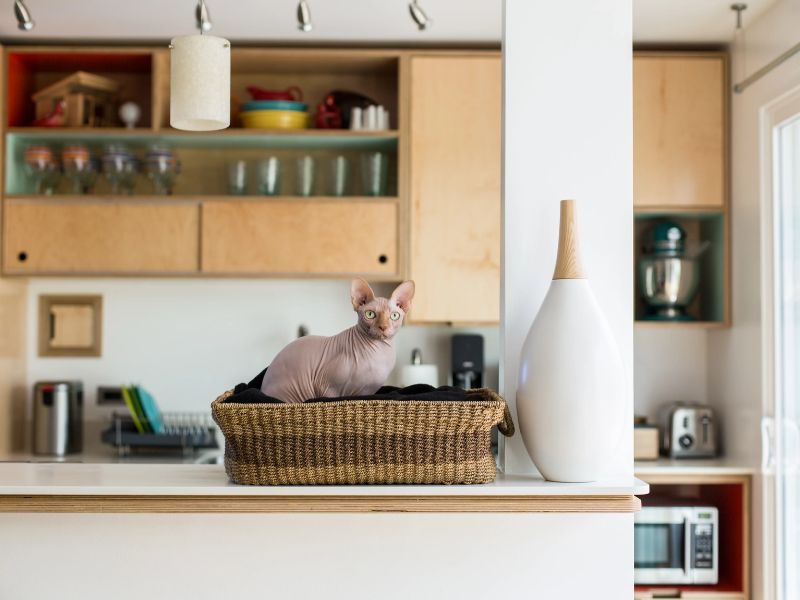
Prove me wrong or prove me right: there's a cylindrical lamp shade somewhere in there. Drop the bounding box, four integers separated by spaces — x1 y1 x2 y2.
170 35 230 131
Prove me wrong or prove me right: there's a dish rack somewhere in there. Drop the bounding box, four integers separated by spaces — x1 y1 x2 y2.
101 412 218 456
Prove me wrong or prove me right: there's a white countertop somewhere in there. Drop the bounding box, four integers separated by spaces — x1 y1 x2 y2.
634 457 757 476
0 462 649 497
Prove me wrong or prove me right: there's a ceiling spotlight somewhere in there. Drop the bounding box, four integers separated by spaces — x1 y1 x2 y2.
14 0 34 31
297 1 312 32
408 1 431 31
195 0 212 33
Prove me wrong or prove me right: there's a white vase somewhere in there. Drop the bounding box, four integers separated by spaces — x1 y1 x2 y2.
516 199 625 482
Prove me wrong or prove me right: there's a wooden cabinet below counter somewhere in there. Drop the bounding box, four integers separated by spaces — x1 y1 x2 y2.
2 199 200 275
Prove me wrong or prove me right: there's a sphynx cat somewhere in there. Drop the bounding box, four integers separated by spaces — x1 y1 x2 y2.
260 279 415 403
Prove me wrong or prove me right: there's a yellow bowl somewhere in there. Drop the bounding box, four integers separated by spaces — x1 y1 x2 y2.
240 110 311 129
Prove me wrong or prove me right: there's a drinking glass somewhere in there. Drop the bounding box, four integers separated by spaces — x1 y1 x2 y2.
361 152 388 196
228 160 248 195
119 157 141 195
102 144 135 195
145 144 181 195
62 144 96 194
24 145 60 195
328 155 350 197
258 157 281 196
295 155 316 197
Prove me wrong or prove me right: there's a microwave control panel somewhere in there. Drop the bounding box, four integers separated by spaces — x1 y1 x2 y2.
691 522 715 569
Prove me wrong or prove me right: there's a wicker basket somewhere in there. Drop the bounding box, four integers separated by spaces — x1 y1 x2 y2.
211 388 514 485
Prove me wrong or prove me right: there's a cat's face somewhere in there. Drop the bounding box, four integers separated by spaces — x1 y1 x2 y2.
351 279 415 341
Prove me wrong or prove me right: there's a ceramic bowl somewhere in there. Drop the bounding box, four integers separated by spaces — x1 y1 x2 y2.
240 110 311 129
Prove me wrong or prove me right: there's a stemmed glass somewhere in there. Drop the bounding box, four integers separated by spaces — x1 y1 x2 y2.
62 144 96 194
102 144 136 195
24 145 61 195
145 144 181 195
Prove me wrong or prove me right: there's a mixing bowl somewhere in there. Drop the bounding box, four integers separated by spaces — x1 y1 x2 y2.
639 256 700 320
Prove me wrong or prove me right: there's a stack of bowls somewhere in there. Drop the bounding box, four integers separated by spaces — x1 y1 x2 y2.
240 100 310 130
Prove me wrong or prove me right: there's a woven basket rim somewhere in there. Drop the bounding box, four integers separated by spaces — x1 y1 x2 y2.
212 386 505 407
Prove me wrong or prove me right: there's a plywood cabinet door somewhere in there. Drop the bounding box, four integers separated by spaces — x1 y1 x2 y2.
2 201 200 274
201 200 398 276
634 54 726 208
409 55 501 323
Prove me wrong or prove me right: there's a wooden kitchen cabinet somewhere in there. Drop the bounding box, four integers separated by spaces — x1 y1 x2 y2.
633 53 727 209
201 200 398 277
2 200 200 274
408 54 501 324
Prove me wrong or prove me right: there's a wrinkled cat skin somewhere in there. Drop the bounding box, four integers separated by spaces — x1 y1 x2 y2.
260 279 415 403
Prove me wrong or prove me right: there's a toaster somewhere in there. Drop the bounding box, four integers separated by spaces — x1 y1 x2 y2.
658 403 717 458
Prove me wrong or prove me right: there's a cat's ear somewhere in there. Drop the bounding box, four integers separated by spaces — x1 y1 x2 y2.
391 280 415 312
351 278 376 310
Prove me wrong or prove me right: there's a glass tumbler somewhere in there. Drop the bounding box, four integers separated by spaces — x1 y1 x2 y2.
328 155 350 197
228 160 248 195
295 155 316 197
258 157 281 196
361 152 388 197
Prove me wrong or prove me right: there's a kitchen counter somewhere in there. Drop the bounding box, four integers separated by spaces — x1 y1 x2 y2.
0 462 648 513
635 457 758 476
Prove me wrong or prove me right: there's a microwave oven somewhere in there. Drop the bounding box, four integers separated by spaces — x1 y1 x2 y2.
634 505 719 585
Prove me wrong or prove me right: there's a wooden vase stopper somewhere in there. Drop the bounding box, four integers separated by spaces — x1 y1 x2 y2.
552 199 585 280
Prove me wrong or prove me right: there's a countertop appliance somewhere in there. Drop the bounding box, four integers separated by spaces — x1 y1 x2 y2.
33 381 83 456
634 505 719 585
659 403 717 458
638 220 701 321
452 334 483 389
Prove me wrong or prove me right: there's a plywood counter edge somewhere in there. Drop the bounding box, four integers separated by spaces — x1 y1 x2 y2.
0 493 642 513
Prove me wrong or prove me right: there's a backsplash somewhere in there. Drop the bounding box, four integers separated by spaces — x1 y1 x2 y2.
24 279 499 419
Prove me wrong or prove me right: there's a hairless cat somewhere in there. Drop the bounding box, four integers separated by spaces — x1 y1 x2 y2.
260 279 415 403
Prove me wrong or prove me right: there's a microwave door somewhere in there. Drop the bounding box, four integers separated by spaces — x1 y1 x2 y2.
634 508 691 585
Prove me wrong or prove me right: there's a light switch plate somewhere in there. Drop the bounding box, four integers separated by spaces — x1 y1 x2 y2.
38 294 103 357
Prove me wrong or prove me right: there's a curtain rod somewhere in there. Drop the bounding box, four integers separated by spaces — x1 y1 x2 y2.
734 39 800 93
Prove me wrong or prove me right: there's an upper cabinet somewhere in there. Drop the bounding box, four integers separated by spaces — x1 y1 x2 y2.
633 53 727 209
407 54 502 324
1 47 404 279
633 52 730 327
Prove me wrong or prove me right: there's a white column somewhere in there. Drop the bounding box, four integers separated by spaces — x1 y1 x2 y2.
501 0 633 476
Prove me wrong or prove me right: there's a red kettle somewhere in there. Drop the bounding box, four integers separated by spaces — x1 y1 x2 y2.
246 85 303 101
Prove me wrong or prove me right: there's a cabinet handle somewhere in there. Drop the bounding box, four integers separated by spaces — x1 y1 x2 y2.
378 254 388 264
17 251 27 262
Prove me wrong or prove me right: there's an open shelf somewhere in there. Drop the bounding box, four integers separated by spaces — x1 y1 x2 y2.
5 195 399 204
634 211 728 326
6 128 399 149
6 49 155 128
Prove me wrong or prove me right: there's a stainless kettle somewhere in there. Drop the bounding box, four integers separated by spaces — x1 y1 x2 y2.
32 381 83 455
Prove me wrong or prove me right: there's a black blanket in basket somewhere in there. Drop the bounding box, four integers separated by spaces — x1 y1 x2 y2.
225 368 488 404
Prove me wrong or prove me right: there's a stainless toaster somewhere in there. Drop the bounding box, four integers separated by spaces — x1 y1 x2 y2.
658 403 717 458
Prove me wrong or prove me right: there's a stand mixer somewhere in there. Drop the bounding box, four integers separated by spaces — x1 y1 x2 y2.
638 221 706 321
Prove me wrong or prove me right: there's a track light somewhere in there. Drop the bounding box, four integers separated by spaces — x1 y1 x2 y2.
14 0 34 31
195 0 212 33
297 1 312 32
408 1 431 31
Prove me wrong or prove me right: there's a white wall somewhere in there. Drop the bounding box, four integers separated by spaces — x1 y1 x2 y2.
502 0 633 477
23 278 498 427
634 329 708 419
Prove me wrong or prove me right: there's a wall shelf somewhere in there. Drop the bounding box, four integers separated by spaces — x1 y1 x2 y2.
5 195 400 204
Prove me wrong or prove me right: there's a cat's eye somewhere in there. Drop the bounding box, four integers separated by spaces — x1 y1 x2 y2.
390 311 401 321
365 310 376 319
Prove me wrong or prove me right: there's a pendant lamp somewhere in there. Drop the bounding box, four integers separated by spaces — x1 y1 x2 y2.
169 2 230 131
